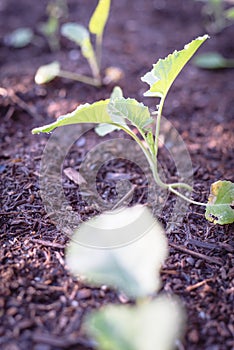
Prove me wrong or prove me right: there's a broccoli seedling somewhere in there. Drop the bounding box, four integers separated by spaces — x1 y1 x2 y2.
32 35 234 225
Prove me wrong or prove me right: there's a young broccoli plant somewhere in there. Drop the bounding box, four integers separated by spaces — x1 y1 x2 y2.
32 35 234 225
35 0 111 87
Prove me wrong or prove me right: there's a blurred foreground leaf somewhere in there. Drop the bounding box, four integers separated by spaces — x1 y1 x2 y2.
66 205 168 298
85 296 185 350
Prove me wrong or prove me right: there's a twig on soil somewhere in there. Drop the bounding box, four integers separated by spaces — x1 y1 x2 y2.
0 87 42 119
169 242 223 266
111 185 137 210
29 238 66 249
185 278 213 292
32 332 95 348
187 238 234 253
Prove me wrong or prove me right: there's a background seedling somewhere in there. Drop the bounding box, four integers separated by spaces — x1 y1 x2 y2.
194 0 234 69
35 0 111 87
38 0 68 52
195 0 234 33
32 35 234 224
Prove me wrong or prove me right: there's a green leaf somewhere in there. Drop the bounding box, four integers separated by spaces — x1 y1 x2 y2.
94 123 120 136
32 99 112 134
205 180 234 225
225 7 234 20
85 296 185 350
110 86 123 99
193 52 234 69
89 0 111 37
146 131 155 153
141 35 209 98
5 27 34 48
65 206 168 298
61 23 95 59
94 87 124 136
39 17 58 37
108 97 153 129
34 61 60 85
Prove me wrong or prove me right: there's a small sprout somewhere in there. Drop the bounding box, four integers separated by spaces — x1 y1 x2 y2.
34 61 60 84
205 180 234 225
84 296 185 350
66 205 168 298
193 52 234 69
4 27 34 48
38 0 68 51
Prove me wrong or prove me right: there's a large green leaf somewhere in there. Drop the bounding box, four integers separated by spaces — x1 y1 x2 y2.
34 61 60 85
205 180 234 225
65 205 168 298
32 100 112 134
61 23 95 59
85 296 185 350
141 35 209 98
108 97 153 129
89 0 111 36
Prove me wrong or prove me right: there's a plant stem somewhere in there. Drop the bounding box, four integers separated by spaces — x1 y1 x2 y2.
168 186 207 206
115 120 206 207
59 70 101 87
154 97 165 157
114 124 155 179
168 182 193 191
96 34 103 71
88 55 101 82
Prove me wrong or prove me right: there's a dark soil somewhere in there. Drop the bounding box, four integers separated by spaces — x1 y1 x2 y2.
0 0 234 349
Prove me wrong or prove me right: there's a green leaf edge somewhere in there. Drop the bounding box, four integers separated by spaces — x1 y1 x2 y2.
141 34 209 98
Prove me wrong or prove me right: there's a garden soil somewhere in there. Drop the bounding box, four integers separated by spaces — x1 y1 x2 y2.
0 0 233 349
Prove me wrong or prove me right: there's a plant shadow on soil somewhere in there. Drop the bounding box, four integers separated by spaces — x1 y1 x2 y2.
0 0 233 349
